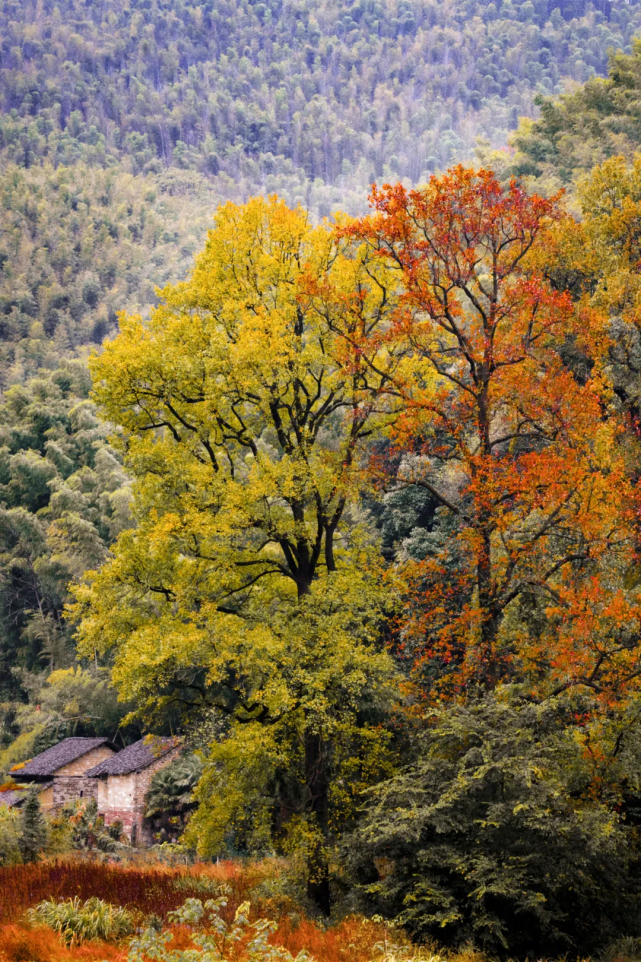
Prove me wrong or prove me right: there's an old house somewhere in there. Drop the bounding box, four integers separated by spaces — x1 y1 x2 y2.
5 737 117 811
1 735 183 846
86 736 182 845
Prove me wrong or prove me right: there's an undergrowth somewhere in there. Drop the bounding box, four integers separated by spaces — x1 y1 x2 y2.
0 858 600 962
128 895 311 962
0 859 417 962
0 858 276 922
27 897 134 946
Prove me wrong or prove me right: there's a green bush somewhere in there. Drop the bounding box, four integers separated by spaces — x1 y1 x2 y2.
28 896 135 946
0 805 22 865
349 695 641 957
145 754 202 842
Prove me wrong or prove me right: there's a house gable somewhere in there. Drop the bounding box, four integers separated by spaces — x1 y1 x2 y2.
89 738 183 845
55 745 116 776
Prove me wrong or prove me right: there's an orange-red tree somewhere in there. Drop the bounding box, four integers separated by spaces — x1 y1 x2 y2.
343 166 640 698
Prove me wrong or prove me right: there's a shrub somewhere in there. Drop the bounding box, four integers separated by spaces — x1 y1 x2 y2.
61 798 126 853
349 696 641 957
145 754 202 842
0 806 22 866
27 896 135 946
127 896 312 962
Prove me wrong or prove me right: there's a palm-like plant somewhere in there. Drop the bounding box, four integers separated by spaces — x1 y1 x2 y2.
61 798 125 853
145 754 202 841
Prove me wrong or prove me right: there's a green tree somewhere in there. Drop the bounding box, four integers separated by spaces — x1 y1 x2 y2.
72 196 401 913
511 39 641 191
19 789 47 862
349 695 641 956
0 362 132 693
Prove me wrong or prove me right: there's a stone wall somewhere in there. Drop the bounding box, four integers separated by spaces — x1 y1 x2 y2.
96 777 109 812
53 776 99 809
100 746 182 846
46 745 116 812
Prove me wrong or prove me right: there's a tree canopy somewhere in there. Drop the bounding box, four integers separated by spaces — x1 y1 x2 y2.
71 196 404 911
65 173 641 940
512 39 641 190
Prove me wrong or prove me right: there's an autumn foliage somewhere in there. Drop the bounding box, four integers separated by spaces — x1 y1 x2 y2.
61 166 641 947
340 166 641 703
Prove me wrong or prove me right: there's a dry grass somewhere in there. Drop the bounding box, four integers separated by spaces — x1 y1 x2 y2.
270 915 415 961
0 859 439 962
0 918 408 962
0 923 127 962
0 858 282 923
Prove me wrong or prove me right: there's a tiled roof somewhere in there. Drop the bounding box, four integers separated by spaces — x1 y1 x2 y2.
15 737 116 778
86 737 181 777
0 788 27 807
0 782 53 807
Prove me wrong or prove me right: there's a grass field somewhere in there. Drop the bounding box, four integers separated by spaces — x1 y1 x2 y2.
0 859 422 962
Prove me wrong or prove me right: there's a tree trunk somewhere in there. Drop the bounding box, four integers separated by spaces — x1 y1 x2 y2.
304 730 331 916
477 525 499 688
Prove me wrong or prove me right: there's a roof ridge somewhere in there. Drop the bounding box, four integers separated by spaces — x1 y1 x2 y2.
86 736 182 777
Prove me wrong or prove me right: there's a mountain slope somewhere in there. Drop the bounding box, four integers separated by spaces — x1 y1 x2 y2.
0 164 225 384
3 0 641 203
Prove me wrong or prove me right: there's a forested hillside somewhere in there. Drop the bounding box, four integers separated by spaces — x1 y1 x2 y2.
3 0 641 191
2 0 641 379
512 37 641 188
7 3 641 958
0 165 226 385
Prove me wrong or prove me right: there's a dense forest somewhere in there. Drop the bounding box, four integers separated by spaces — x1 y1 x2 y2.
511 35 641 186
3 0 641 380
6 1 641 960
4 0 641 187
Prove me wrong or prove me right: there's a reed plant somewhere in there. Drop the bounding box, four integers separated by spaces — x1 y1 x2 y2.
27 896 135 946
0 859 244 922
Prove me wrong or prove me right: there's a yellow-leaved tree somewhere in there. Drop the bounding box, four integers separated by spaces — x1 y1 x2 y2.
70 196 405 912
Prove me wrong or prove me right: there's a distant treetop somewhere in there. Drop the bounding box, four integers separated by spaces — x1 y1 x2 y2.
511 37 641 190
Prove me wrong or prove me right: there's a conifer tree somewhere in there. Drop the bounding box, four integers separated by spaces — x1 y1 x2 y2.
19 790 47 863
